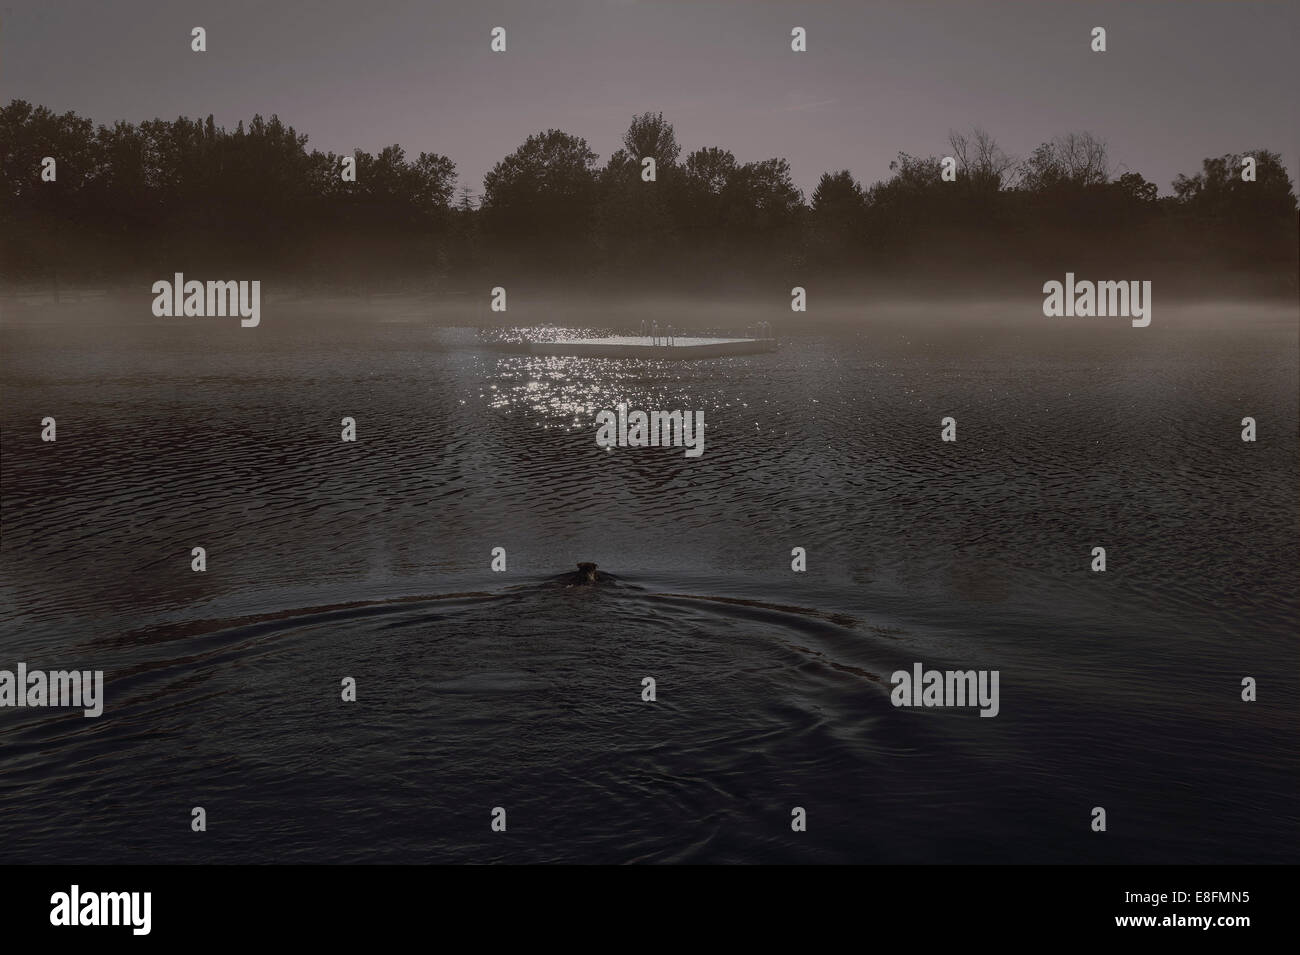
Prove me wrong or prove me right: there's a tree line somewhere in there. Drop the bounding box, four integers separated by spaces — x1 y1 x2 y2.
2 101 1295 296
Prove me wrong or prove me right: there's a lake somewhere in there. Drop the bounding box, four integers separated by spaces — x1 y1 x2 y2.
1 297 1296 863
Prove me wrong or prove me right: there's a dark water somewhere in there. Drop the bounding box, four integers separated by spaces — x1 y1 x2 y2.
1 302 1297 863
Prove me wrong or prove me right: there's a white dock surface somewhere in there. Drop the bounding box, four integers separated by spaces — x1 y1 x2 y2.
507 336 777 358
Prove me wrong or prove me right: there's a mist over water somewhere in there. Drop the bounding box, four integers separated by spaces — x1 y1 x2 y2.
1 297 1296 863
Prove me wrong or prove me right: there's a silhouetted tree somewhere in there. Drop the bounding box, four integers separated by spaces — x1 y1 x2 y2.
809 170 866 268
622 111 680 170
1173 149 1296 220
592 114 684 273
1114 171 1158 204
947 127 1015 193
481 129 599 266
1018 132 1111 190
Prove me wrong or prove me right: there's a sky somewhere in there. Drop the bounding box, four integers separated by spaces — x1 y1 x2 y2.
3 0 1298 199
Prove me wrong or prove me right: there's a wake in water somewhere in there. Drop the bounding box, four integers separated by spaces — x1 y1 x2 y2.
2 317 1296 866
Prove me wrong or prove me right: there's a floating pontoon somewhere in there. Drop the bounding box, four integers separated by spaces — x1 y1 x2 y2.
484 322 777 359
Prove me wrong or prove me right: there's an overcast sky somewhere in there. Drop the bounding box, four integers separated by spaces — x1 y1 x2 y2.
4 0 1297 198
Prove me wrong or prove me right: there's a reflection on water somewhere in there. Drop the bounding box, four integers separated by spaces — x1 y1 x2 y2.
0 305 1296 862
